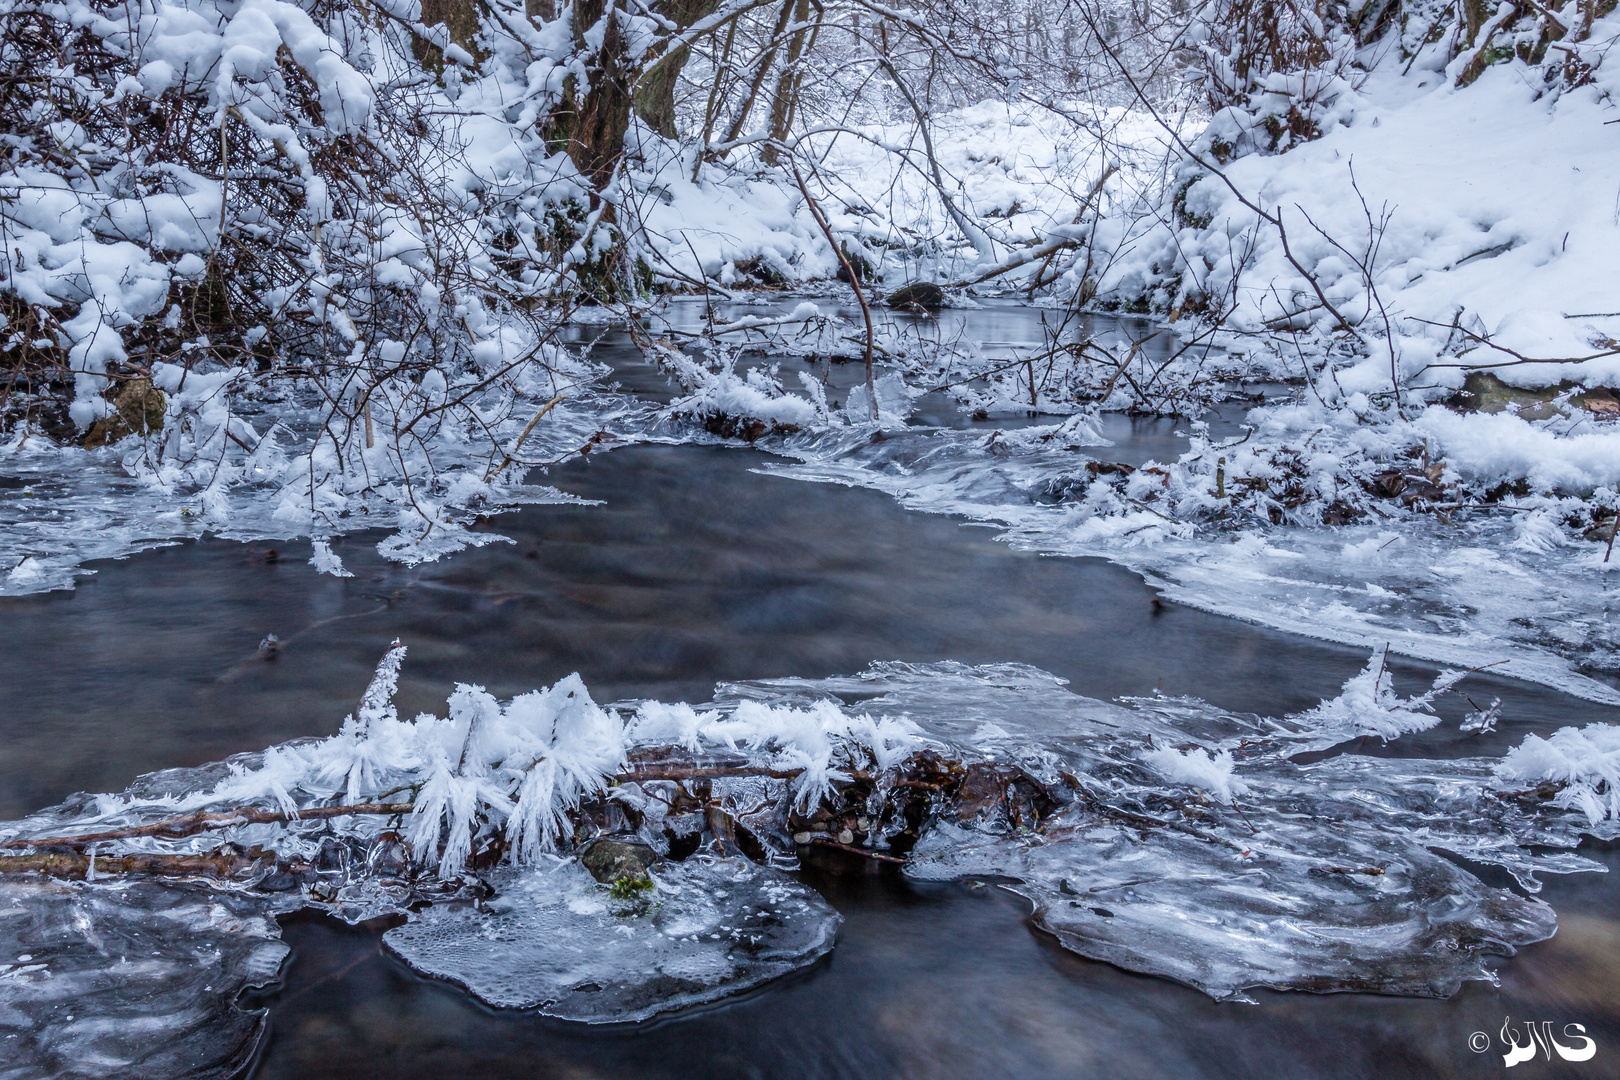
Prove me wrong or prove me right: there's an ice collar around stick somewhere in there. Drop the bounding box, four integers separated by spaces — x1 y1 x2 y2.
1 649 1616 1076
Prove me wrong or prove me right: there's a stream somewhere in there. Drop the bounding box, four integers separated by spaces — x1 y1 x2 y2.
0 302 1616 1078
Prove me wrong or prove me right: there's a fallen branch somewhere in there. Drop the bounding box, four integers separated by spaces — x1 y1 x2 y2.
616 765 810 783
791 163 878 421
3 802 416 850
0 849 291 880
807 837 907 863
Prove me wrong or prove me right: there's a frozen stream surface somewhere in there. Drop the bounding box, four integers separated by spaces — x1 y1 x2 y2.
0 303 1615 1079
0 650 1613 1077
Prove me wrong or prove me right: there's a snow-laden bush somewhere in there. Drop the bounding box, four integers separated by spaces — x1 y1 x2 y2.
1 0 585 428
0 0 629 561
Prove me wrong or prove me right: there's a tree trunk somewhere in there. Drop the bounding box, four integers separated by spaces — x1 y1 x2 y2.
414 0 482 67
633 0 722 138
722 0 798 145
555 0 634 203
760 0 812 164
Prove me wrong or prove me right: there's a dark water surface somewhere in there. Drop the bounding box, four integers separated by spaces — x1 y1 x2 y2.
1 367 1618 1076
254 845 1620 1080
0 444 1606 819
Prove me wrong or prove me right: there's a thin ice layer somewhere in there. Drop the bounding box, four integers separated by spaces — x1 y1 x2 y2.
762 419 1620 705
382 856 839 1021
0 878 289 1080
734 661 1603 998
911 815 1557 1001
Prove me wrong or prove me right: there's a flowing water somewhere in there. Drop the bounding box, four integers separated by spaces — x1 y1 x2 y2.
0 303 1616 1078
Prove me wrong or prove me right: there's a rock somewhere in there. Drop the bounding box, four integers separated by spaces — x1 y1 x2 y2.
84 377 166 448
1447 372 1562 419
579 836 658 884
886 282 946 311
1447 372 1620 421
1585 518 1617 543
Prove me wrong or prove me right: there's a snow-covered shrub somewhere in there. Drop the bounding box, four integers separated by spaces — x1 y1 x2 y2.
1 0 577 431
0 0 633 559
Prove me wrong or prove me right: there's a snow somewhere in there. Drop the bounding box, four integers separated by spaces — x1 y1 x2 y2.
1498 723 1620 826
1141 745 1247 804
1410 407 1620 493
1099 56 1620 380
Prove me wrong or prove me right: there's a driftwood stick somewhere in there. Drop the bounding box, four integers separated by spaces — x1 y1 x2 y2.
615 766 807 783
791 164 877 420
485 393 566 480
3 802 415 850
807 838 906 863
0 850 297 880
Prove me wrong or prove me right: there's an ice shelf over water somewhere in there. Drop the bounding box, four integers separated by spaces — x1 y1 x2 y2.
763 419 1620 705
0 650 1615 1077
384 857 838 1021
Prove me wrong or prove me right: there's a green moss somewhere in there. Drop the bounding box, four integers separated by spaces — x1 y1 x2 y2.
1171 177 1213 230
608 875 655 901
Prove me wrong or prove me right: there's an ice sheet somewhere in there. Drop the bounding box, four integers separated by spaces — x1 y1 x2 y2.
383 857 839 1021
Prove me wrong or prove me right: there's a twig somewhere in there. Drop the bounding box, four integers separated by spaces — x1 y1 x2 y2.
791 164 877 420
484 394 566 481
3 802 416 850
808 837 906 863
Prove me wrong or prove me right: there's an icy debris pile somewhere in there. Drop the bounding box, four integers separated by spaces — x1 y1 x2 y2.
1498 722 1620 828
0 648 1617 1075
779 661 1613 1000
